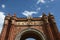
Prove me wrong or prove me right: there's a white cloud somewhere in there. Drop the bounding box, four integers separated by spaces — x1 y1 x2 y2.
39 15 42 17
50 12 54 14
22 10 37 17
36 7 41 11
51 0 54 2
0 12 5 33
1 4 5 8
37 0 45 4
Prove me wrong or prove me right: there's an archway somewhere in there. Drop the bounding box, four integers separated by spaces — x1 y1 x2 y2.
20 31 42 40
15 28 46 40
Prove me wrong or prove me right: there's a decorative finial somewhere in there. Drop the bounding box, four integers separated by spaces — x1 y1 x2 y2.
13 13 16 17
7 13 10 17
42 12 46 17
27 15 32 19
5 13 11 20
48 12 53 16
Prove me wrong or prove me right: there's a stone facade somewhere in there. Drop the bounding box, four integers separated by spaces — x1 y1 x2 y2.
0 13 60 40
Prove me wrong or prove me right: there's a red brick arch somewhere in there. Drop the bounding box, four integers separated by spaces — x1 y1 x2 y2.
15 28 46 40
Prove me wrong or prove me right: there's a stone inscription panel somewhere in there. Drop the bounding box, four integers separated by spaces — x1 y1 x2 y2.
15 21 43 26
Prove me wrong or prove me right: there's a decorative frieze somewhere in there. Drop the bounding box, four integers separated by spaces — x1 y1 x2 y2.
15 21 43 26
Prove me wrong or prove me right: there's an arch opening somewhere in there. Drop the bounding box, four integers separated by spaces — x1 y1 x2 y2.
15 28 46 40
20 31 42 40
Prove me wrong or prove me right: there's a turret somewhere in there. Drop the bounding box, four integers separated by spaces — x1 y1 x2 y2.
42 13 49 23
48 12 60 40
4 13 11 25
48 12 56 23
11 13 16 25
42 13 55 40
0 13 11 40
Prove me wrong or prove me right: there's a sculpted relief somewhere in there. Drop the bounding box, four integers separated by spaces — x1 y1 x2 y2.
15 21 43 25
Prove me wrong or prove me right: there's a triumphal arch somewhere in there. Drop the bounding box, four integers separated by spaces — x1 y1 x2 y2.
0 13 60 40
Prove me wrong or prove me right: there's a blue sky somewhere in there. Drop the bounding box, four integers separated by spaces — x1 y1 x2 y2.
0 0 60 40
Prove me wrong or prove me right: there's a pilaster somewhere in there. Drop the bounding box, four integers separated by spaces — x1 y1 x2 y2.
8 13 16 40
0 14 11 40
42 13 54 40
48 13 60 40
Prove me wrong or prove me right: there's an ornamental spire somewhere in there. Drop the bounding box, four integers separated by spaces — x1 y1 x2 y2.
13 13 16 17
27 15 32 19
